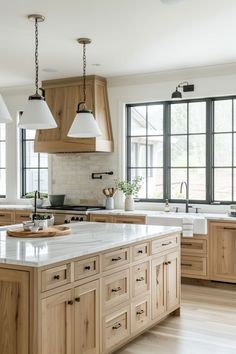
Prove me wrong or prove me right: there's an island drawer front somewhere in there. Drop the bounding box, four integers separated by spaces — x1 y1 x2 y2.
181 238 207 255
131 296 150 333
74 256 99 281
0 211 14 223
102 269 130 310
14 211 32 222
102 247 130 272
132 261 150 297
103 306 130 352
132 242 150 261
42 263 71 292
152 234 179 255
181 256 207 277
112 215 146 224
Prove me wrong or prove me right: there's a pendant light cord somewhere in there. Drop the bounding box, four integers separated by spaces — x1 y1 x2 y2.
35 18 39 95
83 42 86 103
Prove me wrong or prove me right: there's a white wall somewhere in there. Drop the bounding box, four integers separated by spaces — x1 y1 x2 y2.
2 63 236 210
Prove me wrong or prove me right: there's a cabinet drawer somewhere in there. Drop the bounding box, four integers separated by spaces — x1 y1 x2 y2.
102 247 130 272
103 306 130 352
152 234 179 255
42 263 71 292
74 256 99 281
131 296 150 333
14 211 32 223
181 238 207 255
0 211 14 223
89 214 112 223
132 242 149 261
102 269 130 310
112 215 146 224
132 261 150 297
181 256 207 277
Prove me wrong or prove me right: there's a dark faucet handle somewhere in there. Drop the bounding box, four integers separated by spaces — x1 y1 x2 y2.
192 207 201 214
175 207 179 213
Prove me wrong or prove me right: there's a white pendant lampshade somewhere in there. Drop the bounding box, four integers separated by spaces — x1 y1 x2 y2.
19 96 57 130
68 109 101 137
0 94 12 123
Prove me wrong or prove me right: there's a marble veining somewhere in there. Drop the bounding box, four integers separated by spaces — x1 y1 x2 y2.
0 222 181 267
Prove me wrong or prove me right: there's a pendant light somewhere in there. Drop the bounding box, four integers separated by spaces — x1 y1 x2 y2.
0 94 12 123
171 81 194 99
18 14 57 130
67 38 102 138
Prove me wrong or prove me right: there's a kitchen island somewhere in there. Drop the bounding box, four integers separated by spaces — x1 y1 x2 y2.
0 222 181 354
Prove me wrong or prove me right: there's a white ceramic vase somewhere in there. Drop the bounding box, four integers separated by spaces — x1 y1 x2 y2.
124 195 135 211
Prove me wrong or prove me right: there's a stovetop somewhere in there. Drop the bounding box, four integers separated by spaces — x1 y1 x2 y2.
42 205 105 212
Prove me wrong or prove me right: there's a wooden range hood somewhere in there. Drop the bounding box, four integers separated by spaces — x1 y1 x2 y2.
34 75 113 153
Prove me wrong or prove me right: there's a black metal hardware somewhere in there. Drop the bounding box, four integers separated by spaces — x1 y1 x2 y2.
67 300 73 305
75 297 80 302
112 257 122 262
168 261 171 264
223 227 236 230
137 250 143 254
111 287 121 292
112 323 121 330
182 242 193 246
136 309 144 315
181 263 192 267
136 277 144 282
162 241 172 246
91 171 114 180
84 265 91 270
53 275 60 280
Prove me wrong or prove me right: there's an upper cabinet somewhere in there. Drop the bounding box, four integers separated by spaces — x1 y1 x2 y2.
34 75 114 153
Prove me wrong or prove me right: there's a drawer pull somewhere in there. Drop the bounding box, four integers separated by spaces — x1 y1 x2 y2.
112 323 122 330
222 227 236 231
162 241 172 246
67 300 73 305
136 276 145 282
75 297 80 302
137 250 143 254
181 263 192 267
112 256 122 262
182 243 193 246
0 214 6 217
168 261 171 264
20 215 29 218
136 309 144 315
111 286 122 293
53 275 60 280
84 265 91 270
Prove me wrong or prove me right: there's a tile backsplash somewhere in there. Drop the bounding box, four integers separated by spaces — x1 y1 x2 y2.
51 153 117 205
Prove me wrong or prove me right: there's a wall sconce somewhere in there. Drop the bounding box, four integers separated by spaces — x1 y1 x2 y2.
171 82 194 99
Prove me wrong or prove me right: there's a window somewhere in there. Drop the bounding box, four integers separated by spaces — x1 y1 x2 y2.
127 96 236 204
21 130 48 196
0 124 6 198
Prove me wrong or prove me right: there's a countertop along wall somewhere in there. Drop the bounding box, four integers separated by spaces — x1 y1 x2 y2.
2 63 236 209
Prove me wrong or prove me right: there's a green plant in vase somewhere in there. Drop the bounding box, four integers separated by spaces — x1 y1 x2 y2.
116 176 143 211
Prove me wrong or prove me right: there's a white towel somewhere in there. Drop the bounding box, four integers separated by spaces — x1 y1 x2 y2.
182 224 194 231
182 230 193 237
182 217 194 225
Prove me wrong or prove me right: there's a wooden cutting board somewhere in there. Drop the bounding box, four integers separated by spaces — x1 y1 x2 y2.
7 226 71 238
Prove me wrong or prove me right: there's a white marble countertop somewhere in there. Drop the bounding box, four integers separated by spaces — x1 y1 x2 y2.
0 222 181 267
0 204 32 210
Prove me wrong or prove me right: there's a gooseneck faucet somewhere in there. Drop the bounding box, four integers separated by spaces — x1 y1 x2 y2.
179 181 191 213
33 190 40 220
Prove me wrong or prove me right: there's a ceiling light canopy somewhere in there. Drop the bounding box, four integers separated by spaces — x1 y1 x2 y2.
0 94 12 123
171 81 194 99
18 14 57 130
67 38 102 138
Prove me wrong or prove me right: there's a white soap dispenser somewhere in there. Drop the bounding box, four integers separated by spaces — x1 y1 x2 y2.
164 199 170 212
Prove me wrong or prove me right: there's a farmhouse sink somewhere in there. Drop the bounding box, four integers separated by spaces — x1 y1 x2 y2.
146 212 207 234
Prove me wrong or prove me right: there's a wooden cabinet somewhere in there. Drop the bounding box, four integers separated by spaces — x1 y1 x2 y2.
209 222 236 283
89 214 112 223
0 209 32 226
0 269 29 354
34 76 113 153
166 251 180 311
0 210 14 225
89 213 146 225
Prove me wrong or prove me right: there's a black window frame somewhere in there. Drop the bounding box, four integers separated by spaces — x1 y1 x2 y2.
126 95 236 205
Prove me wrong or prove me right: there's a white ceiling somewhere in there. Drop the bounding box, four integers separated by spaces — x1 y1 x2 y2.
1 0 236 87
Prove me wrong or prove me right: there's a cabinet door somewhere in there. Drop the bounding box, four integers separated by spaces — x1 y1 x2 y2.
151 256 166 319
42 290 73 354
166 251 180 311
74 280 99 354
210 223 236 282
0 269 29 354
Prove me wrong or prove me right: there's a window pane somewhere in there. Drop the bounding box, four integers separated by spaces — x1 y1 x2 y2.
0 142 6 168
148 137 163 167
0 169 6 197
40 153 48 168
214 100 232 132
25 141 39 168
189 135 206 167
214 134 232 167
214 168 232 201
0 124 6 140
130 137 146 167
25 169 38 193
39 169 48 193
130 169 146 198
25 130 36 139
189 168 206 200
171 168 187 199
171 103 187 134
147 105 163 135
189 102 206 133
234 169 236 201
171 136 187 167
234 133 236 167
130 106 146 136
147 169 163 199
234 100 236 131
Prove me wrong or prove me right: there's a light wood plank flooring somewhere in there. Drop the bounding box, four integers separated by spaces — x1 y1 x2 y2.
116 284 236 354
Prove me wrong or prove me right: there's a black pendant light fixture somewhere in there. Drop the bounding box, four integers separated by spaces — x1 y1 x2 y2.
171 81 194 99
67 38 102 137
18 14 57 130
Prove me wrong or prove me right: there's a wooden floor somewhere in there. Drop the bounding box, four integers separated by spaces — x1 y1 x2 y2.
116 284 236 354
